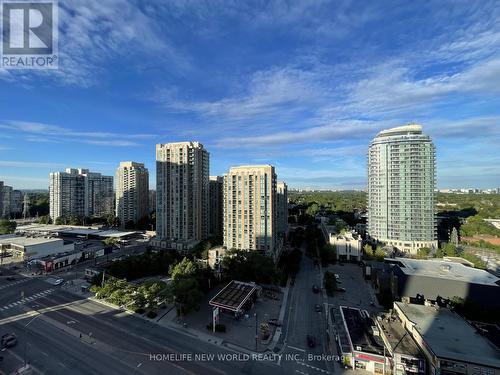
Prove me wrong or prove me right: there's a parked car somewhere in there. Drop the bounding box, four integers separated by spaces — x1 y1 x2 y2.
306 335 316 348
268 318 282 327
314 304 322 312
1 333 17 348
312 285 320 294
6 276 15 281
336 287 346 292
334 274 340 280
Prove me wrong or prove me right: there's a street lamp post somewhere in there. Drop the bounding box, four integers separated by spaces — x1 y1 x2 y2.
24 313 42 367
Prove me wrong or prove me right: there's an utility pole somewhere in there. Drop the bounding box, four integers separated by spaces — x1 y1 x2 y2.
255 312 258 351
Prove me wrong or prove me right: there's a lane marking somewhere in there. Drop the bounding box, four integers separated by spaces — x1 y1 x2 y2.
288 345 306 352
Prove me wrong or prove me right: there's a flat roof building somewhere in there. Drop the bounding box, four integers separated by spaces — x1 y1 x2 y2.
394 302 500 374
375 312 425 375
0 235 74 260
339 306 390 373
388 257 500 309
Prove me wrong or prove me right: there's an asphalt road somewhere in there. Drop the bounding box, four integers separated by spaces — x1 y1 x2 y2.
0 275 284 375
277 244 338 375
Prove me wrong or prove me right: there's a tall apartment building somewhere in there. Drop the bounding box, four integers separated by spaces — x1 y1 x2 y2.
115 162 149 228
148 190 156 214
10 190 23 215
209 176 223 237
0 183 22 218
367 124 437 254
155 142 209 251
223 165 279 261
49 168 114 221
0 181 4 218
276 181 288 237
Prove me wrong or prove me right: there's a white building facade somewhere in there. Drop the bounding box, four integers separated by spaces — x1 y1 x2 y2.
368 125 437 254
329 230 363 262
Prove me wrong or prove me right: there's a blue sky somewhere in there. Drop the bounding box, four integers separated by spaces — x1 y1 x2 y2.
0 0 499 190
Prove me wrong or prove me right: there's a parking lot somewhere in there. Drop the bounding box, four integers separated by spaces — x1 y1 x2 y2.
324 262 382 314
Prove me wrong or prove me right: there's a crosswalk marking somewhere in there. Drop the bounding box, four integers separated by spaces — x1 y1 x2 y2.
296 361 331 374
0 289 55 312
0 278 30 290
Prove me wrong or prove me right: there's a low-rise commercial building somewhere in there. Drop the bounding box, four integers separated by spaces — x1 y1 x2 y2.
394 302 500 375
388 258 500 310
16 224 139 242
339 306 391 373
0 236 74 260
33 249 83 272
375 312 425 375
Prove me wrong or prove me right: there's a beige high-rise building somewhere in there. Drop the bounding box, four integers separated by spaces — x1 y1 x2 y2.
154 142 209 251
115 162 149 228
223 165 279 260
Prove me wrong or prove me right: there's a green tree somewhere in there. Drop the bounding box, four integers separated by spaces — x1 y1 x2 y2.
320 244 336 264
170 278 203 314
442 243 457 257
106 214 120 227
102 237 119 249
323 271 338 296
37 215 52 224
416 247 431 259
0 220 16 235
306 203 320 216
170 257 198 281
373 246 386 260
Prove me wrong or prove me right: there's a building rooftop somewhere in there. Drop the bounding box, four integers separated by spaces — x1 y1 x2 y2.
390 257 499 286
209 280 259 313
395 302 500 368
16 225 138 239
228 165 274 170
340 306 386 356
0 236 62 247
377 124 422 137
376 313 422 357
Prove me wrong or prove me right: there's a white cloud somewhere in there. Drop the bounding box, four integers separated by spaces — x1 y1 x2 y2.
0 0 188 87
215 120 379 148
0 160 65 169
0 120 154 147
161 65 331 123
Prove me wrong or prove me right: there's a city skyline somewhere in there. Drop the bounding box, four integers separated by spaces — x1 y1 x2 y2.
1 1 500 190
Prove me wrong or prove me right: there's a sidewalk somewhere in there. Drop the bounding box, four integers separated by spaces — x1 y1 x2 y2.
90 288 285 355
